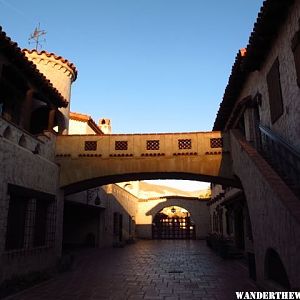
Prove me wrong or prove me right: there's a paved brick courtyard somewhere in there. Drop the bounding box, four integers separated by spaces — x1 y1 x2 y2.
6 240 258 300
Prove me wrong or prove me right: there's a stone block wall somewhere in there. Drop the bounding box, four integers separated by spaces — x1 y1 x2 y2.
237 0 300 151
0 118 62 283
230 130 300 290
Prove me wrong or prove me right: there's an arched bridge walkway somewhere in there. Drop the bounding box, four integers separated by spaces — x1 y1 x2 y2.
56 131 238 194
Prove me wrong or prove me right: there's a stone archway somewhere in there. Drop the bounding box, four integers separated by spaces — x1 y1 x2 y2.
152 206 196 240
135 196 210 240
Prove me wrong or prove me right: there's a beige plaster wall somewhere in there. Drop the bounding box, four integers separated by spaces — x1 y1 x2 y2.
23 52 75 102
69 119 97 135
56 132 234 191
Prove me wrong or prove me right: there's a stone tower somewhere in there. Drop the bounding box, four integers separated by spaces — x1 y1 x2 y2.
23 49 77 134
98 118 112 134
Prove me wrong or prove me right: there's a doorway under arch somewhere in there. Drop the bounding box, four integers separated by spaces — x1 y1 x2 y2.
152 206 196 240
265 248 290 289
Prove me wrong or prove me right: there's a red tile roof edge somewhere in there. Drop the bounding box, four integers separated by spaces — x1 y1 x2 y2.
23 49 77 81
0 26 68 108
69 112 90 122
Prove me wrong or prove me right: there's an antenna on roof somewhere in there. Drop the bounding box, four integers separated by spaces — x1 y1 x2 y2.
28 23 46 50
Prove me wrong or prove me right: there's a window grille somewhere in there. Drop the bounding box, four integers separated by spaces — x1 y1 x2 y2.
34 200 49 247
146 140 160 150
84 141 97 151
5 185 56 252
210 138 223 148
178 139 192 149
24 199 36 249
46 200 56 248
115 141 128 150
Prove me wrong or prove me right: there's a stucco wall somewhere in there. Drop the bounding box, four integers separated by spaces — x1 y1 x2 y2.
69 119 97 135
56 132 235 193
23 51 75 102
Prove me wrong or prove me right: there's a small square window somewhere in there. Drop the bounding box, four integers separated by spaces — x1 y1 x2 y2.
84 141 97 151
115 141 128 150
178 139 192 149
210 138 223 148
146 140 160 150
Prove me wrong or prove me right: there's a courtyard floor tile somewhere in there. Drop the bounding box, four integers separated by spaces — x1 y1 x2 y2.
5 240 258 300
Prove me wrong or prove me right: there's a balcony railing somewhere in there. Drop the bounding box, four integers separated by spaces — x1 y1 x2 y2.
259 124 300 195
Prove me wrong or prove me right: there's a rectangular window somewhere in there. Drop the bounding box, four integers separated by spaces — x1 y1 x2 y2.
210 138 223 148
5 184 56 251
146 140 160 150
266 58 284 124
178 139 192 149
5 195 28 250
115 141 128 151
84 141 97 151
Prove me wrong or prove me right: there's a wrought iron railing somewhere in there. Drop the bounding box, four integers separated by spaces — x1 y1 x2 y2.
259 124 300 191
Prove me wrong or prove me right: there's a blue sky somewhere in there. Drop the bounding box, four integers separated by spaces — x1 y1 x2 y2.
0 0 263 134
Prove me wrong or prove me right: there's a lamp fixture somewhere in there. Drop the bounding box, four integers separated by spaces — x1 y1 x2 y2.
87 188 101 206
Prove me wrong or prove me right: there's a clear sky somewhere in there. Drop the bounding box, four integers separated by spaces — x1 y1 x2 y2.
0 0 263 134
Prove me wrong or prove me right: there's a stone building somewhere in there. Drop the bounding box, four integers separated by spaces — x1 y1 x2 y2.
0 27 76 283
209 0 300 291
1 0 300 293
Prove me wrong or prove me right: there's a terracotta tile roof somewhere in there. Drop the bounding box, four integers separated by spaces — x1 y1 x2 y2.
23 49 77 81
0 26 68 107
69 112 90 122
213 0 295 131
70 112 103 134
